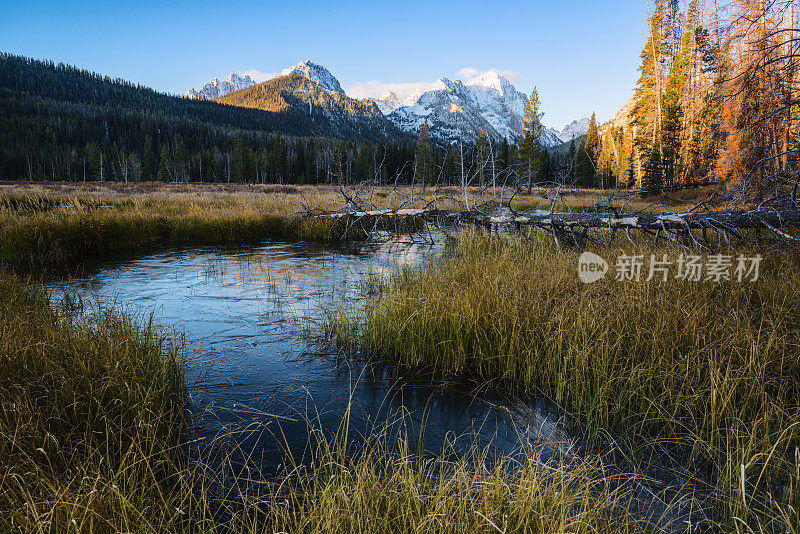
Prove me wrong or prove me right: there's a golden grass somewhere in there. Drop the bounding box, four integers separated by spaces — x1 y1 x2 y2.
333 232 800 529
0 271 644 533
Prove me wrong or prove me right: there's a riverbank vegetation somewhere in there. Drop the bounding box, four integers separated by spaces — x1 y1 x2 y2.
336 232 800 529
0 271 643 532
1 181 703 271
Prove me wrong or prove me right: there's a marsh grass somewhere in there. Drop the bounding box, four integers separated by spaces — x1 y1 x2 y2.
340 231 800 529
0 192 338 270
0 271 645 533
0 181 702 272
0 271 188 531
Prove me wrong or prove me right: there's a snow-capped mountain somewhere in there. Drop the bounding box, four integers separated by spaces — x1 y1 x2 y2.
212 61 407 143
279 60 343 94
374 87 428 115
184 63 565 148
548 117 590 143
378 71 563 148
184 73 255 100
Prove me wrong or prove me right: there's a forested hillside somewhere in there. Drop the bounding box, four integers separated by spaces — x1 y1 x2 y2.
214 72 402 142
0 54 414 183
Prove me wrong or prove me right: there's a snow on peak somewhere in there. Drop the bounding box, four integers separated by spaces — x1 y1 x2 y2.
430 77 460 92
464 70 511 95
184 72 255 100
280 60 343 94
385 70 562 148
549 117 591 143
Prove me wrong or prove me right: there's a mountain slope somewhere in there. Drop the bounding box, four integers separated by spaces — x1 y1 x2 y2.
214 62 408 143
548 117 590 143
379 71 562 148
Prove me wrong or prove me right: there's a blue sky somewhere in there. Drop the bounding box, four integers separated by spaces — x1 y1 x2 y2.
0 0 649 128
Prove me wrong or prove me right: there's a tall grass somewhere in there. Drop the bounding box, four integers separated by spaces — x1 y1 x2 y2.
0 181 705 271
0 271 188 531
0 271 645 532
0 193 338 270
352 232 800 529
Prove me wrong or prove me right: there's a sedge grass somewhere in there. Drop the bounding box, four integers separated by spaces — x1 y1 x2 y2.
343 231 800 529
0 271 648 532
0 181 703 271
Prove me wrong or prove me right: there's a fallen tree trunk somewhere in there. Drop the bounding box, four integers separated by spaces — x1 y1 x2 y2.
315 207 800 232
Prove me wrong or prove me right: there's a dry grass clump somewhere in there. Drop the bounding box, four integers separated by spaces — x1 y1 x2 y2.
0 271 188 531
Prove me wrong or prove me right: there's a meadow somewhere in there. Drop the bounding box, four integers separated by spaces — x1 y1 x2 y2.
1 181 797 532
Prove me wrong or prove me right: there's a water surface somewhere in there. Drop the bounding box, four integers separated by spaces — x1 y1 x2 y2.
50 236 576 471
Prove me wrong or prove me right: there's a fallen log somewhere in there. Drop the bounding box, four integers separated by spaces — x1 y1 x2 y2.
315 207 800 232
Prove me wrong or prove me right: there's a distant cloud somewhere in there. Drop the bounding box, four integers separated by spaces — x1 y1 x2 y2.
347 80 431 101
242 69 279 83
453 67 480 79
454 67 523 85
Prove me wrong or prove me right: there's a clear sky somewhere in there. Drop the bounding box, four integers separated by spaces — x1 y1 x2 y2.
0 0 650 128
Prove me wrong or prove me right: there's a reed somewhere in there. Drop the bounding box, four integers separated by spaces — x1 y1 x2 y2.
0 271 188 531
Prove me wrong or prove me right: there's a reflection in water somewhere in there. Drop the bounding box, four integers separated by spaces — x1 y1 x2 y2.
50 236 576 472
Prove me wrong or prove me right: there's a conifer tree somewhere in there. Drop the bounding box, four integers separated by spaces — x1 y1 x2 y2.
643 145 663 195
414 120 433 192
499 137 510 172
142 135 155 180
232 132 245 183
632 1 668 183
574 137 596 187
568 139 576 182
474 127 488 189
156 144 171 182
517 87 544 193
174 138 188 183
585 112 599 159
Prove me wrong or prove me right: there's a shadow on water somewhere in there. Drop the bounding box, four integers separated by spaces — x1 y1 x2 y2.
47 232 712 532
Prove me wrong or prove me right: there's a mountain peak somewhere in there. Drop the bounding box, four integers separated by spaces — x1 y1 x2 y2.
464 70 511 94
224 72 252 85
184 72 256 100
550 117 591 143
430 77 459 92
280 60 343 94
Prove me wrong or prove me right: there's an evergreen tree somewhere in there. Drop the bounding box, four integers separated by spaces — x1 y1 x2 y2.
498 137 510 172
174 138 188 183
567 139 576 183
142 135 155 180
643 145 664 195
585 113 599 160
632 1 668 184
474 127 489 189
517 87 544 193
414 120 433 191
156 144 171 182
574 138 596 187
232 132 246 183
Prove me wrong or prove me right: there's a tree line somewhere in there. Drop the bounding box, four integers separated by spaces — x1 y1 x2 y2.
592 0 798 197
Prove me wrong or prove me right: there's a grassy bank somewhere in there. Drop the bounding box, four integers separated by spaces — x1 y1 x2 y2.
0 271 188 531
0 181 704 271
0 272 642 532
350 233 800 529
0 187 340 270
